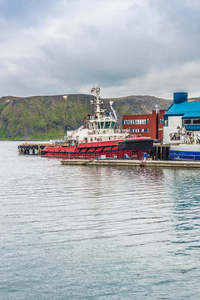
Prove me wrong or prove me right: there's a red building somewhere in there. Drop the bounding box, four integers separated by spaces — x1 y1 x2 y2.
122 109 166 140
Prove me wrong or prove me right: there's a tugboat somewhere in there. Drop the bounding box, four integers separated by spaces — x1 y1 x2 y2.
41 87 154 159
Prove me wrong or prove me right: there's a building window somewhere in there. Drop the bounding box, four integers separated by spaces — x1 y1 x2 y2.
133 119 148 125
131 128 149 133
123 120 132 125
164 120 168 126
192 119 200 124
159 119 164 124
183 119 191 125
183 118 200 125
123 119 149 127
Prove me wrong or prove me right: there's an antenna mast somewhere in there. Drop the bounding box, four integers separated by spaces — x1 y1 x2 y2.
91 87 102 118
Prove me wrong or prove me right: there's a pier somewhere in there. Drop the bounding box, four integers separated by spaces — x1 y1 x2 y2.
61 158 200 168
154 144 170 160
18 143 50 155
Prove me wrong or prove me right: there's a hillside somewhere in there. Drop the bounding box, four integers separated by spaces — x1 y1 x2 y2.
0 93 171 140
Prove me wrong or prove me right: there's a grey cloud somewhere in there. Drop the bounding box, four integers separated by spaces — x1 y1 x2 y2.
0 0 200 98
0 0 60 27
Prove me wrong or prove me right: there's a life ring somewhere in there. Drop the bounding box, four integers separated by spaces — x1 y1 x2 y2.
97 138 99 141
90 138 93 141
103 130 106 134
100 138 102 141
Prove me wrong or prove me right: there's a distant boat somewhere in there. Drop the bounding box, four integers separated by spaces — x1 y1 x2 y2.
170 144 200 160
169 128 200 160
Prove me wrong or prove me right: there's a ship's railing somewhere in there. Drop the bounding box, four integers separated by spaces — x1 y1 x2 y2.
50 139 65 144
87 130 97 135
87 129 130 135
114 129 130 134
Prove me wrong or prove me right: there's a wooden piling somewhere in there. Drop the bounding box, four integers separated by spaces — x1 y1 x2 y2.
18 143 50 155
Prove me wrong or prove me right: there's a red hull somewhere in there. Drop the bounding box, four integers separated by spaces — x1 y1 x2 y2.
42 138 154 159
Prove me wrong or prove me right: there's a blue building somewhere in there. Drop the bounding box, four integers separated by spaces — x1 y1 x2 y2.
163 92 200 143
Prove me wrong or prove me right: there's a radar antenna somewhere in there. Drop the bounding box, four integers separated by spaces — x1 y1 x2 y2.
91 87 103 118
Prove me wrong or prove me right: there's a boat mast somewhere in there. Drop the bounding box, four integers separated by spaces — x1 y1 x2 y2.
91 87 102 118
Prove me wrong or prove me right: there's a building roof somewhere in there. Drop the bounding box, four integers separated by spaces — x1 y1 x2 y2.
165 101 200 117
182 111 200 118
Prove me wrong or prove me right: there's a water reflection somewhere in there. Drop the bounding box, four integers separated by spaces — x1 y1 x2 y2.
1 142 200 299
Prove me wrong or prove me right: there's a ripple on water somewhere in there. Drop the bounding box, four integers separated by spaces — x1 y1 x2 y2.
0 142 200 299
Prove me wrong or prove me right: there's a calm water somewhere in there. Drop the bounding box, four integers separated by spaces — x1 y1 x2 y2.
0 141 200 300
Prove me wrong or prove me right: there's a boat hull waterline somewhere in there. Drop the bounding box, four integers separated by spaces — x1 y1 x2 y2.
170 144 200 160
42 138 154 159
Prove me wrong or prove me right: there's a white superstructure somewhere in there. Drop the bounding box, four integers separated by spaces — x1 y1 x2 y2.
64 87 130 146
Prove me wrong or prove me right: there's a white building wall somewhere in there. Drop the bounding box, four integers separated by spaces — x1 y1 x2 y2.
163 116 182 143
168 116 182 127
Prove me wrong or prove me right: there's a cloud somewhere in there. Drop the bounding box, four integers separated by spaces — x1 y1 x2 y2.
0 0 200 99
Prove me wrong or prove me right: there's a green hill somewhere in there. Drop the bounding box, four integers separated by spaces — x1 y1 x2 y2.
0 93 171 140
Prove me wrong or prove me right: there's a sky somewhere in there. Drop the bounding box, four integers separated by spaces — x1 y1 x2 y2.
0 0 200 100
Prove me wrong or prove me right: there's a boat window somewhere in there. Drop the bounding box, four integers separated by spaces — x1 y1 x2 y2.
104 147 111 151
96 147 103 152
105 122 110 129
183 119 191 125
98 122 100 129
111 122 115 128
91 123 94 129
101 122 104 129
